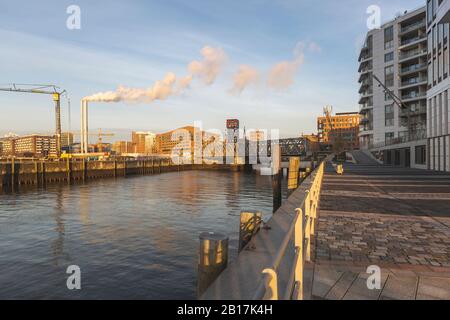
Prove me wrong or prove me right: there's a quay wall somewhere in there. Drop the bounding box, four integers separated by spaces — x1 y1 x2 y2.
0 159 246 191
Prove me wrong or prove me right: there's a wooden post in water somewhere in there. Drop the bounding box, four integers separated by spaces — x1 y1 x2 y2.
271 144 282 213
287 157 300 197
11 157 15 191
239 211 262 253
82 159 86 182
34 161 39 185
197 232 229 298
41 160 46 186
66 158 71 183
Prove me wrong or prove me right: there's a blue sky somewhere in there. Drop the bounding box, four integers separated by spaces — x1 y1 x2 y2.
0 0 425 139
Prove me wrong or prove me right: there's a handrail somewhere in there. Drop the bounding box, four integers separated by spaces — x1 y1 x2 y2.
252 155 331 300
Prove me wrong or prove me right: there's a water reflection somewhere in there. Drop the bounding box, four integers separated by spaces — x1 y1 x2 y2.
0 171 274 299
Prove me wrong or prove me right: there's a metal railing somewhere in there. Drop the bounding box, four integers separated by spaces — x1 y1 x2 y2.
400 63 427 74
399 48 427 61
371 130 427 149
400 20 426 34
400 35 426 46
252 159 328 300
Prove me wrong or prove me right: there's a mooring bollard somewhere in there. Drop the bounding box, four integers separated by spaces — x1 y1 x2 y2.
287 157 300 197
239 211 262 253
197 232 229 298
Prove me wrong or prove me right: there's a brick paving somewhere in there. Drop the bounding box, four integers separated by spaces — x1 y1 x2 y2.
311 163 450 299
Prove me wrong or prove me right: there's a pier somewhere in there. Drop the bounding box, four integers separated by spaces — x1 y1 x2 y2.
201 155 450 300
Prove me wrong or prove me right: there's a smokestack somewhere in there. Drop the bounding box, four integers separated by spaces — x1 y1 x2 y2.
80 100 89 154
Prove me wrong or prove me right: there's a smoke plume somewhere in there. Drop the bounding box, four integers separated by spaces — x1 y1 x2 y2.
84 46 225 103
229 65 259 94
267 42 305 90
83 72 192 103
188 46 227 85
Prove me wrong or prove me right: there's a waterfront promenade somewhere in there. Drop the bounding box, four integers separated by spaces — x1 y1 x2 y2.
202 158 450 300
311 162 450 299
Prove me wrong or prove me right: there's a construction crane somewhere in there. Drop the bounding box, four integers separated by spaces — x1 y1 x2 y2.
323 105 334 143
372 74 411 139
71 129 114 153
0 83 67 156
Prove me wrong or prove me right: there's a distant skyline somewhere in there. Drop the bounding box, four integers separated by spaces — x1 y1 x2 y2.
0 0 424 138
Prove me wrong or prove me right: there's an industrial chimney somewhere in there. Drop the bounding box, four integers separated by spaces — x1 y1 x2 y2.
80 100 89 153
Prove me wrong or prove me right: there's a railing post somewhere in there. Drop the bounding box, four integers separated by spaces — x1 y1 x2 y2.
304 192 311 262
294 208 304 300
262 269 278 300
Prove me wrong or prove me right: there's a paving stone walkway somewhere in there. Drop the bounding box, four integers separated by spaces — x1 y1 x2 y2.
311 163 450 300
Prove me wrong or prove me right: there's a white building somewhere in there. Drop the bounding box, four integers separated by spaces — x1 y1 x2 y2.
426 0 450 171
359 7 428 169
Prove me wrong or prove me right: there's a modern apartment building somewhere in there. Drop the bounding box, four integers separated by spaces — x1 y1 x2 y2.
132 131 156 154
317 110 360 151
427 0 450 172
0 135 57 158
359 7 428 168
61 132 74 148
112 141 136 155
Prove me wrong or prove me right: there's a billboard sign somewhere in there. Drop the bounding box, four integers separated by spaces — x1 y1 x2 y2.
226 119 239 130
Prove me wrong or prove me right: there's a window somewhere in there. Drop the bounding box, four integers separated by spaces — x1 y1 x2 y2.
384 26 394 50
399 131 408 143
415 145 426 165
385 65 394 87
427 0 433 26
434 25 438 84
385 52 394 62
385 132 394 144
385 105 394 126
445 24 449 78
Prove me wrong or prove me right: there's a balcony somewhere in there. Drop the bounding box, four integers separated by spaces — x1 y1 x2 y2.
358 45 372 62
360 118 370 125
399 20 426 35
401 91 426 101
358 60 372 73
359 102 373 112
358 89 373 103
358 80 372 93
399 77 427 88
399 48 427 62
399 105 427 117
399 35 427 48
359 126 373 135
399 63 427 76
